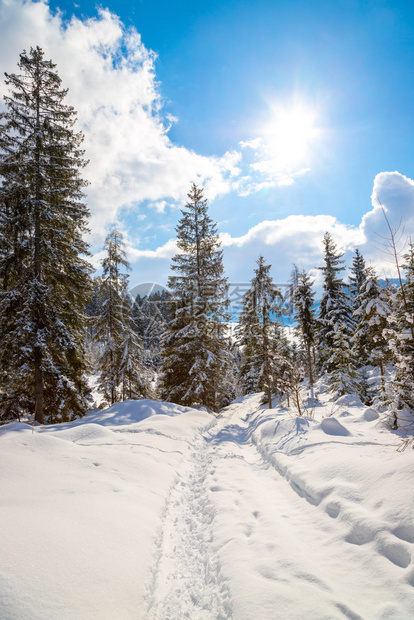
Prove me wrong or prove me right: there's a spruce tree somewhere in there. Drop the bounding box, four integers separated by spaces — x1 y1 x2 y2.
270 323 295 403
0 47 91 424
385 243 414 422
317 232 353 372
118 293 149 401
285 264 300 320
132 293 167 369
95 230 147 405
236 256 284 408
326 324 358 397
160 184 231 411
353 267 391 393
237 280 264 395
348 249 367 304
293 270 316 399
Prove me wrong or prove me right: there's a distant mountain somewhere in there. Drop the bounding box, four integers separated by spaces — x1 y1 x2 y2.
129 282 167 300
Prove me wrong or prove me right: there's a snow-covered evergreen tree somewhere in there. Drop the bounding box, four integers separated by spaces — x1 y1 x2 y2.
160 184 231 411
293 269 316 397
326 323 358 397
236 256 284 408
353 267 391 393
317 232 353 372
285 264 300 320
270 323 295 403
385 243 414 421
95 230 148 405
0 47 91 423
284 341 306 414
237 281 264 395
118 293 150 401
347 248 371 369
132 293 167 369
348 249 367 304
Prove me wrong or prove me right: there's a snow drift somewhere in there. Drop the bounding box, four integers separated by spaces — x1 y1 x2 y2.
0 395 413 619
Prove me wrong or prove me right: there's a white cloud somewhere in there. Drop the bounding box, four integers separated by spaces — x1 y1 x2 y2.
127 238 178 261
0 1 244 243
91 171 414 288
3 4 413 290
0 1 320 246
220 214 364 283
219 172 414 284
361 171 414 275
240 137 263 150
365 171 414 239
148 201 168 214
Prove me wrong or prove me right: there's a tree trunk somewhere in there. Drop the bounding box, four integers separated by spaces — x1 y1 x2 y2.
33 58 43 424
294 386 302 416
307 341 314 404
379 359 385 395
266 385 273 409
262 313 272 409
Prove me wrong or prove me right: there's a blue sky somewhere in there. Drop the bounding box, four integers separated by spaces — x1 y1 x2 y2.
1 0 414 290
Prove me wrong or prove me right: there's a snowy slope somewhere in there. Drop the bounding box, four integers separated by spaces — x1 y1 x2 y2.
0 395 413 619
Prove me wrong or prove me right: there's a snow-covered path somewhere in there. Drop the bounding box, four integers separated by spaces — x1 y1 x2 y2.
146 394 414 619
147 429 232 619
1 394 414 619
204 397 398 619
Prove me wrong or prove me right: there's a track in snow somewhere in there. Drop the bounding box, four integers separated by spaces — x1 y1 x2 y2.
146 428 232 620
146 396 414 620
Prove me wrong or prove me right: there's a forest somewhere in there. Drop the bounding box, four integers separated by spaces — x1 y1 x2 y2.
1 47 413 439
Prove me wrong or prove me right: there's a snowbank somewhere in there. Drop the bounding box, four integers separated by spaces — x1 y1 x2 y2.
1 394 413 619
0 400 212 620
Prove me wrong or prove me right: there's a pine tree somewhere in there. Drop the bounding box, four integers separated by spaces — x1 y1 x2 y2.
118 293 149 401
285 340 306 414
160 184 231 411
270 323 295 403
293 270 316 399
347 249 370 368
236 256 284 408
326 324 358 397
0 47 91 424
317 232 353 372
95 230 147 405
237 280 264 395
385 243 414 423
348 249 367 304
353 267 391 393
285 264 300 320
132 293 167 369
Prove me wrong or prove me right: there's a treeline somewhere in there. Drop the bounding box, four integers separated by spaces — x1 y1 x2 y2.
1 48 413 429
237 233 414 432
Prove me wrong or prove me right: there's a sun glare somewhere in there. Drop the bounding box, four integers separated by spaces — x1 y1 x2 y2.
263 103 320 169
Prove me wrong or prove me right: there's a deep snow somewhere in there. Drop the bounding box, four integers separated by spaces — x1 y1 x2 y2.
1 392 414 619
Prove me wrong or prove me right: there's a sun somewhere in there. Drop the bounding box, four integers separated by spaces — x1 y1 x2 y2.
262 103 320 169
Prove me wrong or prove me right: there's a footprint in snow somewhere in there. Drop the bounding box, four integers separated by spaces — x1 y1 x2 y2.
392 523 414 544
325 501 341 519
320 418 351 436
377 538 411 569
345 523 375 545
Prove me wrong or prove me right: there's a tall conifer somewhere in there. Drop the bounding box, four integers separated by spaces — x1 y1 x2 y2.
348 249 367 304
236 256 284 408
160 184 231 411
95 230 148 405
385 244 414 421
317 232 352 372
293 270 316 398
353 267 391 386
0 47 91 423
